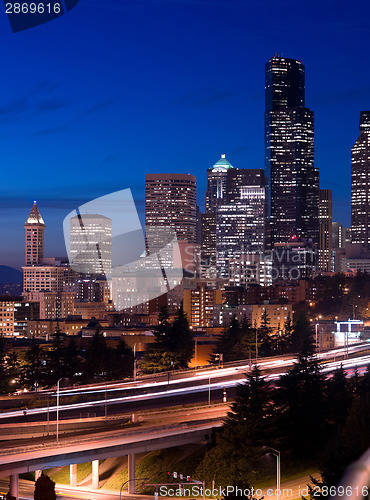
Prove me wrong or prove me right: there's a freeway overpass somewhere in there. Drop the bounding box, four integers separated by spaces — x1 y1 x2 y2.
0 411 222 500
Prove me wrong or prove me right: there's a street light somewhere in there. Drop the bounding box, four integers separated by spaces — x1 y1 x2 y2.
94 376 107 423
56 377 69 443
119 477 149 500
264 447 280 500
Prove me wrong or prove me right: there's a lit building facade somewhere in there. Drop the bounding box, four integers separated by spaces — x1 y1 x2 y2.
265 55 319 246
145 173 197 258
216 183 266 279
24 202 45 266
351 111 370 249
318 189 333 272
205 154 234 212
23 265 66 298
69 214 112 275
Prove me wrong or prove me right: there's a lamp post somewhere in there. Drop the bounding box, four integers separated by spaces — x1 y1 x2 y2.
119 477 149 500
56 377 69 443
194 338 198 368
94 376 107 423
265 447 280 500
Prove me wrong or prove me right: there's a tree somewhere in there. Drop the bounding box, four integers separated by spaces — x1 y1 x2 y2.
325 365 353 432
109 339 133 379
34 473 56 500
278 312 294 354
21 340 47 390
63 337 82 383
47 322 65 386
275 340 326 458
214 316 254 362
226 365 277 446
289 312 314 355
142 303 193 372
83 327 110 380
166 302 193 369
257 310 273 356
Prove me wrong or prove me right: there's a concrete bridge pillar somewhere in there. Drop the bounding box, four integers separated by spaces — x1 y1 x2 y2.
128 454 135 494
92 460 99 489
70 464 77 487
10 473 19 499
35 470 42 480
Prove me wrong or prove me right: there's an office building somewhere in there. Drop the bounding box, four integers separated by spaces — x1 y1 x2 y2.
145 173 197 260
0 296 39 337
351 111 370 249
23 265 66 299
318 189 333 272
216 170 266 279
205 154 234 212
24 201 45 266
265 55 319 246
69 214 112 275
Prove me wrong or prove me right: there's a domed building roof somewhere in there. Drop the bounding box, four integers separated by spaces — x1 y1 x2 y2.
209 154 234 172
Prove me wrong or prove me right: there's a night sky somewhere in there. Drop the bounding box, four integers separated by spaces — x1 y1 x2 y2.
1 0 370 268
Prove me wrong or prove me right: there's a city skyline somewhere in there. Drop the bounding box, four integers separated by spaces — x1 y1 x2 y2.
1 0 370 267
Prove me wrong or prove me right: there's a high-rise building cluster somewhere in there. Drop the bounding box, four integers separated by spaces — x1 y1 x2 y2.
2 54 370 361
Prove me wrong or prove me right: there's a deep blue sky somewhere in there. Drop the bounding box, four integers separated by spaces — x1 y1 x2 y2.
1 0 370 268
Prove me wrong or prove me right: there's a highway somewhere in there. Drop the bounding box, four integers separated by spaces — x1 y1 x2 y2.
0 343 369 424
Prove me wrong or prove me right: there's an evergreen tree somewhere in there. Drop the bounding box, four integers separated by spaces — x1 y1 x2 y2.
325 365 353 432
21 340 47 390
83 327 110 380
109 339 133 379
279 312 294 354
141 304 193 372
275 339 326 458
63 337 82 383
34 473 56 500
166 302 193 369
226 365 277 446
214 316 254 362
257 310 273 356
48 322 65 385
289 312 314 355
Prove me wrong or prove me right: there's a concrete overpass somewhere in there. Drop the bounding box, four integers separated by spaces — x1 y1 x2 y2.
0 419 221 499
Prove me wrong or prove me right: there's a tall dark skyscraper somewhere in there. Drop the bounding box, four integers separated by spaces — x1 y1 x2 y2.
265 55 319 246
351 111 370 249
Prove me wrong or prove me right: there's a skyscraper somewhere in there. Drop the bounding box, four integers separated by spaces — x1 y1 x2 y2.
318 189 333 272
351 111 370 249
24 201 45 266
69 214 112 275
265 55 319 246
205 154 234 212
145 173 197 255
216 170 266 279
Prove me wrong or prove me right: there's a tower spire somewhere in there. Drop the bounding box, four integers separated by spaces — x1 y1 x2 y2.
24 201 45 266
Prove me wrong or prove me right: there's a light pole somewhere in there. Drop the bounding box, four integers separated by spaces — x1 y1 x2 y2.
264 447 281 500
315 323 318 354
56 377 68 443
133 344 137 382
194 338 198 368
94 376 107 423
208 374 211 407
119 477 149 500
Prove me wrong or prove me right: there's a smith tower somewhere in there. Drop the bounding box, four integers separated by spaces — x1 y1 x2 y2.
24 201 45 266
265 55 319 246
351 111 370 249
